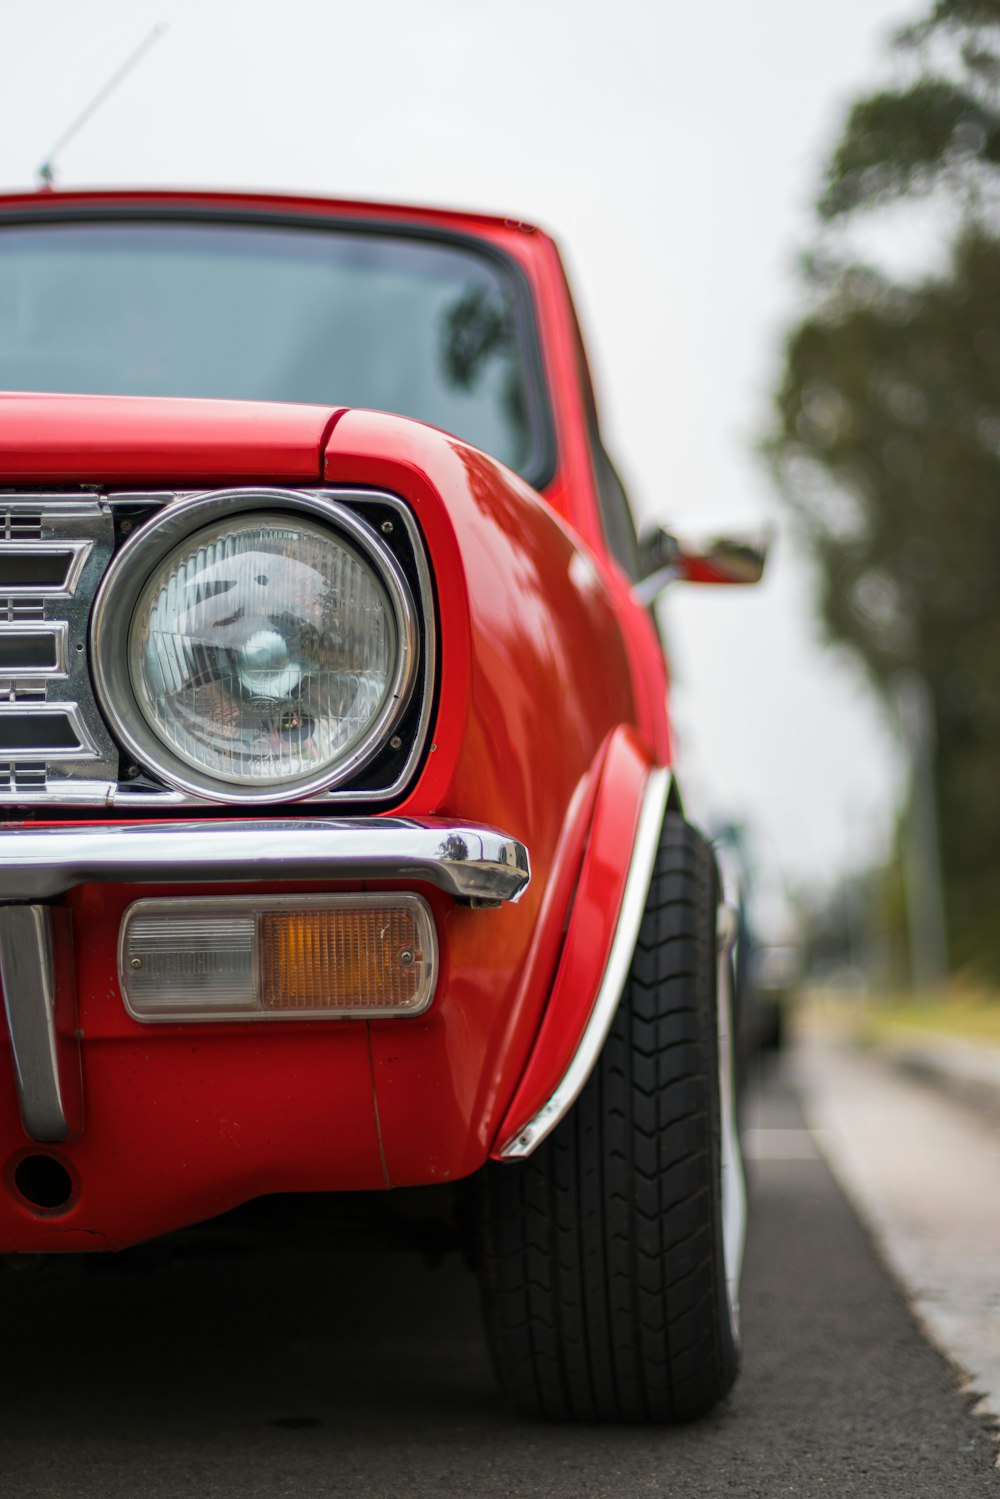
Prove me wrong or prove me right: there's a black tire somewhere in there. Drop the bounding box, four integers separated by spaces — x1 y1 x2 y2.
479 810 742 1422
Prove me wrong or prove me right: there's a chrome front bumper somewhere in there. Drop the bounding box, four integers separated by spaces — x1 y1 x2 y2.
0 818 530 1144
0 818 531 905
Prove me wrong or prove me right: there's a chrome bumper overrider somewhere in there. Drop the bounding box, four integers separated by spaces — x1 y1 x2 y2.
0 818 530 1144
0 905 78 1145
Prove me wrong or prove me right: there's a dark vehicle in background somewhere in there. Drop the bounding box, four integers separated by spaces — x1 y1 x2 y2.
713 823 802 1061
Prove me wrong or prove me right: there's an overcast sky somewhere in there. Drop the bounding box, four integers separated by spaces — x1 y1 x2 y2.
0 0 916 894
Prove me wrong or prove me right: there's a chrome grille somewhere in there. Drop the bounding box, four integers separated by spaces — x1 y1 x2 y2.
0 497 120 803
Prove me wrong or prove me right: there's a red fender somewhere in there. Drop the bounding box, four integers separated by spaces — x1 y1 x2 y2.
491 725 656 1157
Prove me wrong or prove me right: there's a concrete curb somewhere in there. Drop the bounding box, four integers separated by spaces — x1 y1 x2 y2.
795 1032 1000 1448
877 1034 1000 1122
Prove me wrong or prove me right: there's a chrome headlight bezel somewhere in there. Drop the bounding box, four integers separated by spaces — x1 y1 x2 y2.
90 490 420 805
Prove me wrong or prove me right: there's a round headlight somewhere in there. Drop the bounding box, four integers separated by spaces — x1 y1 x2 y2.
91 493 418 803
131 513 394 787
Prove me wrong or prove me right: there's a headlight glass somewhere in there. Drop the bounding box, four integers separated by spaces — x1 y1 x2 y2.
128 513 396 787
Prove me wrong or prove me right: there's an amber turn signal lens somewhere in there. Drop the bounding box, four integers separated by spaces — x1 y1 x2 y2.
119 894 436 1021
260 907 428 1013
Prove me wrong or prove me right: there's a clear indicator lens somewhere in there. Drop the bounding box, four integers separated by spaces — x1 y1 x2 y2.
124 913 256 1014
129 514 395 787
120 896 437 1020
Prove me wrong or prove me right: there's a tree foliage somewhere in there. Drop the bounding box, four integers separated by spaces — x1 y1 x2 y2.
769 0 1000 978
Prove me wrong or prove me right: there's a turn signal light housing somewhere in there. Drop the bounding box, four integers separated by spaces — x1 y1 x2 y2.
119 894 436 1021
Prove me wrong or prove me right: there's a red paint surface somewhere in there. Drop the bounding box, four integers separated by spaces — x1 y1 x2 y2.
0 392 342 486
0 189 677 1250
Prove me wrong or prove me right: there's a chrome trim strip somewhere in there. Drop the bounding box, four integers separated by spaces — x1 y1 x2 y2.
0 778 118 806
0 818 530 905
0 497 110 520
499 767 670 1159
0 905 69 1141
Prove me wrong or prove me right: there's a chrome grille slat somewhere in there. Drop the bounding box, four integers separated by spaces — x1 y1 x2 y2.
0 702 101 760
1 512 43 540
0 764 48 793
0 622 67 679
0 600 46 621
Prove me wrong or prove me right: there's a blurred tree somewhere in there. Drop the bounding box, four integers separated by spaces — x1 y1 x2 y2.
769 0 1000 980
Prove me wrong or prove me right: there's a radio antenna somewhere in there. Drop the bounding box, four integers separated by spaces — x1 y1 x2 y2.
36 22 168 189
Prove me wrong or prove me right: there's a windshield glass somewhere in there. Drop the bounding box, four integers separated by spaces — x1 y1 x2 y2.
0 219 546 479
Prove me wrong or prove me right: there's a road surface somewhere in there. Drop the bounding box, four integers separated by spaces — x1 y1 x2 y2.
0 1052 996 1497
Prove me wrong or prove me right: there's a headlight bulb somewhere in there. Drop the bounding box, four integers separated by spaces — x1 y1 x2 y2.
235 628 303 700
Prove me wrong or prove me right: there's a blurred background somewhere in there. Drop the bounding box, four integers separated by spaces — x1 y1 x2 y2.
2 0 997 1020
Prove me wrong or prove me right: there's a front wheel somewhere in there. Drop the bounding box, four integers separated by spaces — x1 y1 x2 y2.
479 811 745 1422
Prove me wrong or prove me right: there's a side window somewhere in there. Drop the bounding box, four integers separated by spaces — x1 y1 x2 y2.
571 311 641 580
590 437 640 581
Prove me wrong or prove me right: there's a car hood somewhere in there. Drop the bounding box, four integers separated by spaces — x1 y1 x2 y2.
0 392 344 486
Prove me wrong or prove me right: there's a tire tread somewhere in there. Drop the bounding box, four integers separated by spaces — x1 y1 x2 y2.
479 810 739 1422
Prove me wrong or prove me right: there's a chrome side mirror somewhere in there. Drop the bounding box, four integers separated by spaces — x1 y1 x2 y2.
634 526 769 605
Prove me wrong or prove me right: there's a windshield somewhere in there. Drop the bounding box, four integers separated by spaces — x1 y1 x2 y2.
0 218 548 479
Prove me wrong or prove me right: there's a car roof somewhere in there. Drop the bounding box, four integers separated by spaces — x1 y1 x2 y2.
0 186 554 247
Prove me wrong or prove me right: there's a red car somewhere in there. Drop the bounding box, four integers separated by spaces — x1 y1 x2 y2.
0 188 763 1422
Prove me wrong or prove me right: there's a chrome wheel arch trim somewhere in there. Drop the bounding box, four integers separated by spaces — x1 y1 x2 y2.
499 765 671 1160
716 900 748 1345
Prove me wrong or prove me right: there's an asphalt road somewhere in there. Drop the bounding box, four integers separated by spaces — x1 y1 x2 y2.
0 1057 996 1499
